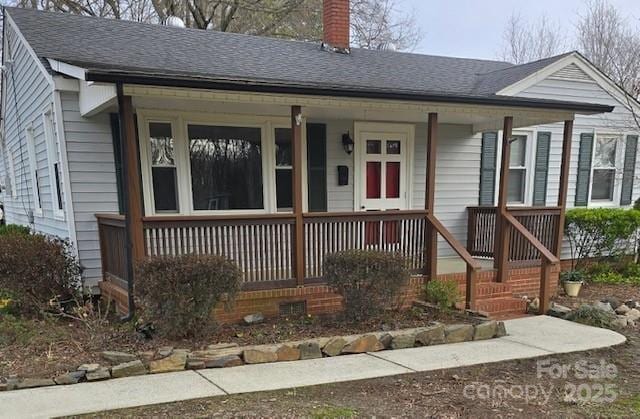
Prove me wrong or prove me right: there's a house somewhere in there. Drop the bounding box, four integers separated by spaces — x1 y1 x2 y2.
1 2 637 321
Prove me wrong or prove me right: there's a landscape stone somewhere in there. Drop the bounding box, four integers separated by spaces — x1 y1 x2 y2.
378 333 393 349
601 297 621 311
445 324 474 343
474 321 498 341
342 335 384 354
190 346 243 359
495 321 508 337
54 371 86 385
138 351 155 362
207 343 239 351
548 303 572 318
612 316 628 329
149 351 187 373
595 300 615 313
156 346 174 359
615 304 631 315
244 313 265 325
391 334 415 349
624 300 639 309
626 308 640 322
186 360 206 370
529 298 540 312
415 325 445 346
276 345 301 362
204 355 243 368
243 349 277 364
298 342 322 360
16 378 55 389
101 350 138 364
111 360 146 378
78 363 100 373
3 377 19 391
86 367 111 381
0 382 7 391
322 337 347 356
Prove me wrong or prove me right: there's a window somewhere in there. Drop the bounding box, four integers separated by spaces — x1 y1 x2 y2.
149 122 179 212
274 127 292 210
43 111 64 216
507 135 528 204
25 127 42 214
591 136 619 202
188 124 263 211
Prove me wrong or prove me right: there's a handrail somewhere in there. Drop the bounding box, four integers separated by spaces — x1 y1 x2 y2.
303 209 427 219
95 213 125 221
467 206 562 212
426 213 481 271
142 213 296 222
503 213 559 264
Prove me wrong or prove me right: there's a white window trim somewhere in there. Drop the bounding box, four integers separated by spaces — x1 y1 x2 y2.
588 131 626 207
353 121 415 211
25 126 43 217
138 109 294 216
42 107 65 220
494 129 536 207
6 147 17 199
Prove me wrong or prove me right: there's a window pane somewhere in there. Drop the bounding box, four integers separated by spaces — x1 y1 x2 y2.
594 137 617 168
276 169 292 209
275 128 292 167
386 162 400 198
189 125 263 210
366 161 381 198
366 140 381 154
592 169 615 200
509 136 526 167
507 168 525 203
54 162 63 210
149 123 175 166
386 140 401 155
152 167 178 211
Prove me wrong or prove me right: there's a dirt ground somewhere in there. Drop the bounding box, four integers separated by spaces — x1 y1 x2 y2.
71 284 640 418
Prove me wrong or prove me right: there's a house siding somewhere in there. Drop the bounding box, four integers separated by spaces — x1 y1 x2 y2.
61 91 119 290
0 22 68 238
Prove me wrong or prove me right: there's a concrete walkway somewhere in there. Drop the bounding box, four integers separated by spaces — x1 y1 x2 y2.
0 316 626 419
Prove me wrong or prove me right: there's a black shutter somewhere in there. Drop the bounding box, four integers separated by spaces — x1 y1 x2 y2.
532 132 551 206
109 113 125 215
620 135 638 206
306 123 327 212
575 133 594 207
479 132 498 206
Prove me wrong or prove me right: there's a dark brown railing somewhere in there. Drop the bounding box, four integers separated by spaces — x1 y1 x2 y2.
96 213 127 287
467 206 561 265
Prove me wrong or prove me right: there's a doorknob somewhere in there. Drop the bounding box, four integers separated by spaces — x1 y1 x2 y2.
361 205 366 209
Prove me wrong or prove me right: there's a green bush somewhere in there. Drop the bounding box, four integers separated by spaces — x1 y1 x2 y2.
135 254 242 339
0 233 80 314
559 270 586 283
323 250 410 322
582 261 640 285
0 224 31 237
566 305 616 329
425 279 459 310
565 208 640 270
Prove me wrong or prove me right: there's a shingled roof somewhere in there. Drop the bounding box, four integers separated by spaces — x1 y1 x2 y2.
4 7 613 113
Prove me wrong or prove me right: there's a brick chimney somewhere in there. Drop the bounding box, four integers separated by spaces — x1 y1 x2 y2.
322 0 350 53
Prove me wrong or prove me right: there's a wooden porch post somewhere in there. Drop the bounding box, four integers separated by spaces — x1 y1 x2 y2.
424 112 438 279
291 106 305 286
116 84 144 317
495 116 513 282
555 120 574 257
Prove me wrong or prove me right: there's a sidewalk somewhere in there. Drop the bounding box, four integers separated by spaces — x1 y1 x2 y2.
0 316 626 419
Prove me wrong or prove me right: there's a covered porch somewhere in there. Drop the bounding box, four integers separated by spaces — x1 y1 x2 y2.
94 84 585 318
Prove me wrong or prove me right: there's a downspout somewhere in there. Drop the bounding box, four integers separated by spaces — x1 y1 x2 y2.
116 82 135 321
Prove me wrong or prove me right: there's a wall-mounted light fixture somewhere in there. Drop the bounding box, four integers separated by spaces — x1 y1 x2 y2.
342 132 354 154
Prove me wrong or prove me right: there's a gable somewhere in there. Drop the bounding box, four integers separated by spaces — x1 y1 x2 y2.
548 63 592 82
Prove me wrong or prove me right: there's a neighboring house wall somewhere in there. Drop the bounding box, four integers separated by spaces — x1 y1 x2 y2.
0 22 68 238
60 91 119 290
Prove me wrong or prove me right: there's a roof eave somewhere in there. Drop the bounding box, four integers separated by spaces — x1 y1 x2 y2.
85 70 614 114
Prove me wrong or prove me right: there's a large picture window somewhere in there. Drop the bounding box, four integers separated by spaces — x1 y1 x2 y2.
149 122 179 212
188 124 263 211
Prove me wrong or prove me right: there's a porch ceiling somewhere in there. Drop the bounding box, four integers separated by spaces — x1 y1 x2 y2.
123 85 582 133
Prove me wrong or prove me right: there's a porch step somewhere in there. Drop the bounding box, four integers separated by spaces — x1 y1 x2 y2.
476 282 513 299
474 296 528 318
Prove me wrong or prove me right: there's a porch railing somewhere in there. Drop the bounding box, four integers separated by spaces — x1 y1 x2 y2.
467 206 561 264
96 213 127 288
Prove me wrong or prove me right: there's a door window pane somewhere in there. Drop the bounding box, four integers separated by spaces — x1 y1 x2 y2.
366 140 381 154
386 140 401 155
507 168 525 203
366 161 381 198
275 128 292 167
592 169 615 200
509 136 527 167
149 122 178 212
274 128 292 210
276 170 292 209
189 124 263 210
386 162 400 198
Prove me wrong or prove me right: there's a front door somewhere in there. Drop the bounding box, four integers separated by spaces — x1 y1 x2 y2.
360 132 407 211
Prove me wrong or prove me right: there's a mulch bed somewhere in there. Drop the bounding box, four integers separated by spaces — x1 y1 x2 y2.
0 304 475 380
554 282 640 309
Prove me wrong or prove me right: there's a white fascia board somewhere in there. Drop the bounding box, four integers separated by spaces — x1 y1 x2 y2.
79 81 117 117
47 58 87 81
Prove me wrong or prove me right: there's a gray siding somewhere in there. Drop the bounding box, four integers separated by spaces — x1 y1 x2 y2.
0 23 68 238
61 92 119 289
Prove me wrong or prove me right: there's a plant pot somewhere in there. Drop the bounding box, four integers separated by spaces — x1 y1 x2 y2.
563 281 583 297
